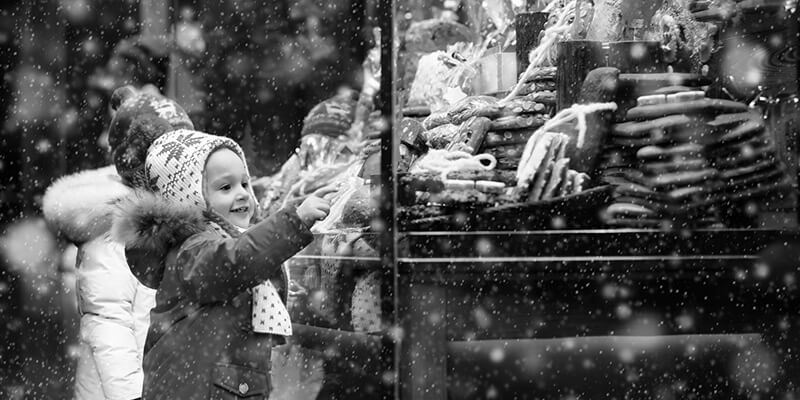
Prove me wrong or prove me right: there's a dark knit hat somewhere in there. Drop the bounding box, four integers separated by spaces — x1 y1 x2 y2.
300 89 359 138
109 36 170 90
109 85 195 188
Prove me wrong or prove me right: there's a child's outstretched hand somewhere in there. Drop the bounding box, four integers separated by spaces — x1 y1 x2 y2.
296 184 338 228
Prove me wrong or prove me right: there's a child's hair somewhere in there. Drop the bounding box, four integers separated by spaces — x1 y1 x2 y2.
144 129 257 237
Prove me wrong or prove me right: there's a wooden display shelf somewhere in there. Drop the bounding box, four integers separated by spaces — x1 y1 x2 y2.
396 229 800 399
399 228 800 260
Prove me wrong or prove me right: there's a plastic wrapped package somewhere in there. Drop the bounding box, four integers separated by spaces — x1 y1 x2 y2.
297 134 362 171
313 229 379 329
645 0 718 68
312 175 367 233
350 270 382 333
310 179 381 331
257 121 374 218
406 45 482 113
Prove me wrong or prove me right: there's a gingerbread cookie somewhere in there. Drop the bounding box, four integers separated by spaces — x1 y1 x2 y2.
626 98 748 121
489 114 549 131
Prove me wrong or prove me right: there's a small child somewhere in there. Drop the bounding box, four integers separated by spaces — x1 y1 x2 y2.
113 129 332 399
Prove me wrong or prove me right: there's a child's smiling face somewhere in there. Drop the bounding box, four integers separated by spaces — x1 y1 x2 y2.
203 148 255 229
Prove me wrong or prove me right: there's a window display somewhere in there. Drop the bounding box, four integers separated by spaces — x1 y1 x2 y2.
2 0 799 398
393 0 800 399
396 0 798 231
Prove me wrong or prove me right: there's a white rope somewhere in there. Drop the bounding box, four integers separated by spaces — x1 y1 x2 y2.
561 102 618 148
411 149 497 182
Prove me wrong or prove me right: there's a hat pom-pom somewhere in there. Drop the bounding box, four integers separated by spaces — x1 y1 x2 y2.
111 85 138 111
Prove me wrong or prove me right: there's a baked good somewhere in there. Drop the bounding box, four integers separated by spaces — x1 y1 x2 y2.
499 99 547 115
711 119 766 147
424 123 460 149
403 105 431 117
446 116 491 154
519 66 557 83
520 90 557 105
483 129 537 147
612 115 697 138
423 112 451 130
516 131 592 202
626 98 749 120
518 80 557 96
528 134 563 201
542 158 570 200
447 96 503 125
637 143 706 161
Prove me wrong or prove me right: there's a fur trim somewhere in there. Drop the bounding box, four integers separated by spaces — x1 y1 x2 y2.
42 166 130 244
111 189 207 256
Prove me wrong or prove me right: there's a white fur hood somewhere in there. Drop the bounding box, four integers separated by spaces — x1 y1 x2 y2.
42 165 131 244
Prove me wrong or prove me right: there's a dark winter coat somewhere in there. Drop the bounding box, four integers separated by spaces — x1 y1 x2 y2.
112 191 313 399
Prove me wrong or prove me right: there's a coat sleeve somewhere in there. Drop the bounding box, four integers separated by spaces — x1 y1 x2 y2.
78 237 147 400
175 208 313 303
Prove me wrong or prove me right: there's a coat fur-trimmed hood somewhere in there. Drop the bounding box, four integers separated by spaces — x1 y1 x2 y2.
111 189 207 256
111 189 207 288
42 166 130 244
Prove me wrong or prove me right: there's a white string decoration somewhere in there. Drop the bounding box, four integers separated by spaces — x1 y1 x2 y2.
411 149 497 182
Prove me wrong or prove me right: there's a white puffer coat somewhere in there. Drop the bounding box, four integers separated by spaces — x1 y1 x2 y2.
43 166 155 400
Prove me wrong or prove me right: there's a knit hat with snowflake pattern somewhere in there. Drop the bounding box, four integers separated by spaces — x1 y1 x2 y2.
109 86 195 188
145 129 256 214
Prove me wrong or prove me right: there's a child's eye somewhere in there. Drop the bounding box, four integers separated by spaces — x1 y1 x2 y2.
220 184 231 191
242 182 249 189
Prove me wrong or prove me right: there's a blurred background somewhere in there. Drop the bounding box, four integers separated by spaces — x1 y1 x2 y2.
2 0 799 398
0 0 378 397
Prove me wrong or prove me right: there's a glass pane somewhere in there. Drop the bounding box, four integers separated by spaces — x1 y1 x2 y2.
393 0 800 399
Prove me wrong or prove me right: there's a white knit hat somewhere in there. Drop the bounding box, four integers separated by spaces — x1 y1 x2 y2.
145 129 253 210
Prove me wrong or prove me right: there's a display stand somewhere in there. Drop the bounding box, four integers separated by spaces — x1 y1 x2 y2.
391 3 800 398
396 229 800 399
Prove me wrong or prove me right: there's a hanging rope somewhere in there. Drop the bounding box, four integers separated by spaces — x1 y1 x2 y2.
500 0 577 104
